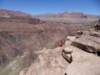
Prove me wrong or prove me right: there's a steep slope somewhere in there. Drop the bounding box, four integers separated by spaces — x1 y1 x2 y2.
0 9 99 75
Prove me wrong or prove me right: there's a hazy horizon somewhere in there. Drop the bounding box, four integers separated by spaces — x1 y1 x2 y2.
0 0 100 15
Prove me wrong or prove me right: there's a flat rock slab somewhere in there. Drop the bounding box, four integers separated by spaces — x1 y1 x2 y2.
66 61 100 75
74 35 100 51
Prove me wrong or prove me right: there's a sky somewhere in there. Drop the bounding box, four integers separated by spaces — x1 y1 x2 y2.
0 0 100 15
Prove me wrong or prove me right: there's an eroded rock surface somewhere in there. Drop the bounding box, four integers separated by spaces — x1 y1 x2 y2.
63 31 100 75
19 31 100 75
19 47 68 75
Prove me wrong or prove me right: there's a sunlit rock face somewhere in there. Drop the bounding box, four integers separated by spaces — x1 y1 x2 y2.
19 47 69 75
63 31 100 75
19 30 100 75
66 61 100 75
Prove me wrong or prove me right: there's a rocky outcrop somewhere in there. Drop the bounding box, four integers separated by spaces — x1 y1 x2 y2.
19 31 100 75
19 47 68 75
63 31 100 75
64 45 100 75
